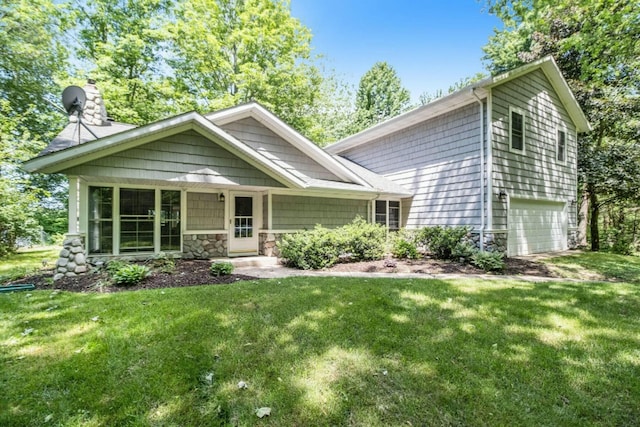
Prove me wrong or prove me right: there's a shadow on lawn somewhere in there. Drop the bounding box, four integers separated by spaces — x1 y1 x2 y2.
2 278 639 426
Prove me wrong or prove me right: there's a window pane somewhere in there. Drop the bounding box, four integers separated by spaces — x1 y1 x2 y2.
557 130 566 162
375 200 387 225
389 201 400 231
120 189 155 253
88 186 113 254
511 111 523 150
235 197 253 217
161 190 181 251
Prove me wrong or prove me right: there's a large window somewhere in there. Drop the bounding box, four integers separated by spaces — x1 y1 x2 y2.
120 189 155 253
510 107 525 152
375 200 400 231
88 187 113 254
557 129 566 163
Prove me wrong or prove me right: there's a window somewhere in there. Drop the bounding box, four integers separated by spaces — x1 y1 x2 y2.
120 189 155 253
557 129 566 163
509 107 525 152
88 187 113 254
161 190 181 251
375 200 400 231
234 196 253 238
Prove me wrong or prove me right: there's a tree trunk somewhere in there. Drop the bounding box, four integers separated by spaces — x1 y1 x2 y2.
588 184 600 251
577 184 589 247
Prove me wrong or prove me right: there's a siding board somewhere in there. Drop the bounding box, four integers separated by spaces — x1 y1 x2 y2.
272 195 367 229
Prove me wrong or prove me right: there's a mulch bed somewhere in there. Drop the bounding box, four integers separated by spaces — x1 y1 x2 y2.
7 260 257 293
6 256 558 293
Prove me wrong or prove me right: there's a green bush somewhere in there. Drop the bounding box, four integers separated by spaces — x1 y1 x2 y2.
337 217 386 261
106 259 129 275
278 217 387 270
470 250 505 272
416 225 473 260
279 225 341 270
152 252 176 274
111 263 151 286
210 261 234 276
392 238 419 259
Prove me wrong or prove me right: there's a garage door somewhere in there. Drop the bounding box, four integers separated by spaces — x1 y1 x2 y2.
508 199 567 256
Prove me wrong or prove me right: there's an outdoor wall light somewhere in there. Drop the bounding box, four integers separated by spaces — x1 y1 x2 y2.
498 190 508 201
218 193 225 203
570 199 577 206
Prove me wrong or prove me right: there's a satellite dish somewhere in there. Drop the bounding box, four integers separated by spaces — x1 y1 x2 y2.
61 86 86 115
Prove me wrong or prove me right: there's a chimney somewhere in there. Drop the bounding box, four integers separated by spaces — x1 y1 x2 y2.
81 79 109 126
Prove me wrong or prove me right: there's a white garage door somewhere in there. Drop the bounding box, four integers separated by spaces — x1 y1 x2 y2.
508 199 568 256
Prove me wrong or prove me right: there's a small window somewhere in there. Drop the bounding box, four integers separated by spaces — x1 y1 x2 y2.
510 107 525 152
557 129 566 163
375 200 400 231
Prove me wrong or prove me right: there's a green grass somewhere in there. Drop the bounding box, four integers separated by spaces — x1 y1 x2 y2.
1 276 639 426
546 251 640 283
0 246 60 284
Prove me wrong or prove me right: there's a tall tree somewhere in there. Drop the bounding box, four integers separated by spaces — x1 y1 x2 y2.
483 0 640 251
168 0 322 134
353 61 410 132
0 0 69 254
72 0 183 124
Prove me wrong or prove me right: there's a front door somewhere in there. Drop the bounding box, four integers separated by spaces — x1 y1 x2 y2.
228 193 259 256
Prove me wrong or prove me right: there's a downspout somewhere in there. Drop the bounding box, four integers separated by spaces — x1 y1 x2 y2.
471 89 485 251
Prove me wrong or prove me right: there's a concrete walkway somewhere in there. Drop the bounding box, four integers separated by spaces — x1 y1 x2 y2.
233 262 584 283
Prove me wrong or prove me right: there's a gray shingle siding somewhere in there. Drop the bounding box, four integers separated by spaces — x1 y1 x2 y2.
491 68 577 229
271 195 368 229
221 117 343 182
62 130 285 188
341 102 483 228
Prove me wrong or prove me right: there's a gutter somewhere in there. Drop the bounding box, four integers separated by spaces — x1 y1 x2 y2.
471 88 486 251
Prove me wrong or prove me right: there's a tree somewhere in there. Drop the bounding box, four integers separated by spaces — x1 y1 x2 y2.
353 61 411 132
0 0 70 254
167 0 323 135
72 0 185 124
483 0 640 251
418 72 487 105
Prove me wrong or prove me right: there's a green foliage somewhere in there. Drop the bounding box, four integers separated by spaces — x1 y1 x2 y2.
416 226 473 260
471 250 506 272
152 252 176 274
279 225 341 270
336 217 386 261
110 263 151 286
353 61 411 132
279 218 387 270
210 261 234 277
392 238 419 260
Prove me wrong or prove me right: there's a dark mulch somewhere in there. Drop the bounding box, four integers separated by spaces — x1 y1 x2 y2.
328 256 558 277
6 256 558 293
7 260 257 293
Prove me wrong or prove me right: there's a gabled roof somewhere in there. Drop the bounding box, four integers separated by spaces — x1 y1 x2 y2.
325 56 591 155
25 104 411 197
37 120 136 156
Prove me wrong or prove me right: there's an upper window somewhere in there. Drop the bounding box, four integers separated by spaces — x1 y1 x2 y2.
557 129 566 163
509 107 525 153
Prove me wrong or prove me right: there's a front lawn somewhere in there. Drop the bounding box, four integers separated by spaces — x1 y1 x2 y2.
0 246 59 283
1 277 639 426
546 251 640 283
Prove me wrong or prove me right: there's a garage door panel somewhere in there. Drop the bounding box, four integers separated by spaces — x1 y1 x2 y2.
508 199 567 256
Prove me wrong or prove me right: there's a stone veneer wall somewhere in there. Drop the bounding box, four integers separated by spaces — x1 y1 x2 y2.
259 233 282 257
568 229 579 249
182 234 227 259
54 234 88 281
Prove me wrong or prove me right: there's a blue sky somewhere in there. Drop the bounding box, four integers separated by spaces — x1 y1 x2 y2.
290 0 502 102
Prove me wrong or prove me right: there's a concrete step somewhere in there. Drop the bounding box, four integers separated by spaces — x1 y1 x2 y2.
224 256 280 268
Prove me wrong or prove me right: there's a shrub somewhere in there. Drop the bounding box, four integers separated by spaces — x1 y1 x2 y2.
106 259 129 275
470 250 505 272
279 225 341 270
152 252 176 274
210 261 234 276
416 225 472 260
338 216 386 261
392 238 419 259
111 263 151 286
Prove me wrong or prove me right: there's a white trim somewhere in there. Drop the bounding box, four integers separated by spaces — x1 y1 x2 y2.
268 187 379 200
508 193 572 204
68 176 79 234
508 106 526 154
113 185 120 255
267 192 273 230
487 89 494 230
183 230 227 235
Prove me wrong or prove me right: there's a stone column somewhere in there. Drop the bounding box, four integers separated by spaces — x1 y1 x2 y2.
53 234 88 281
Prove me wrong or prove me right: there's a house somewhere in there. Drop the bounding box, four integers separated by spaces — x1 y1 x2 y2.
326 56 590 256
24 56 589 279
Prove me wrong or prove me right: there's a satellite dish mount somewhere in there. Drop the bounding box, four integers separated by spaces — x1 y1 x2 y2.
61 85 98 142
